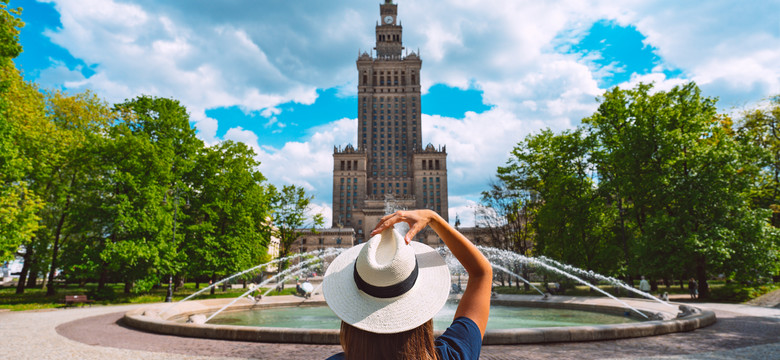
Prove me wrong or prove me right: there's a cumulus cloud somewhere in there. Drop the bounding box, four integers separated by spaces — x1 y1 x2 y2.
614 0 780 106
32 0 780 225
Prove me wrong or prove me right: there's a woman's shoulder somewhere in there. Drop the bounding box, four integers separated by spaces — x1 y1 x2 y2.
435 317 483 360
325 352 345 360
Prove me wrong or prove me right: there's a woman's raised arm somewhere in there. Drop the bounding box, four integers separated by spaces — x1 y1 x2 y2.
371 210 493 337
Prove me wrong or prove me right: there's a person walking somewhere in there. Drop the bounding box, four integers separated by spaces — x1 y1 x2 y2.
323 210 493 360
688 278 699 299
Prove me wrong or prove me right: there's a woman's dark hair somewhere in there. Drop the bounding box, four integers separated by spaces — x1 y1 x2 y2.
339 319 440 360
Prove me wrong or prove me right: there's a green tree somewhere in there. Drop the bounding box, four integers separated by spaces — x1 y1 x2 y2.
0 0 43 263
479 177 536 289
269 185 324 270
499 129 619 274
584 83 778 296
496 83 779 297
183 140 273 293
736 95 780 226
70 95 202 294
34 91 116 295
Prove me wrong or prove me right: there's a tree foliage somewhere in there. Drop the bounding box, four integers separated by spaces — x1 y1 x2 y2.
0 1 43 261
496 83 780 297
270 184 324 269
183 140 274 286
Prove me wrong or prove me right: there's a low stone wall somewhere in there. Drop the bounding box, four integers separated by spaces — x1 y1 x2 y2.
124 298 340 344
123 295 716 345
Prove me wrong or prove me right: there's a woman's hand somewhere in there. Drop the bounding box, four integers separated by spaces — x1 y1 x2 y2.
370 210 439 244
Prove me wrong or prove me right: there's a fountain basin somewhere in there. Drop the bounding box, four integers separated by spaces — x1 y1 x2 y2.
122 295 716 345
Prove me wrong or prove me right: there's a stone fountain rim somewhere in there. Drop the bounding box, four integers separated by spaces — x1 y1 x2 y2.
122 295 716 345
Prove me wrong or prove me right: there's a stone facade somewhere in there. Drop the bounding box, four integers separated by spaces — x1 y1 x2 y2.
332 0 448 243
295 228 356 253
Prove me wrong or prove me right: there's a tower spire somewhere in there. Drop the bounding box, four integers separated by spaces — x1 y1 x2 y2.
376 0 402 58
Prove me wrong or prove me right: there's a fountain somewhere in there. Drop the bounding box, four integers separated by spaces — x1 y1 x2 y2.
124 244 715 344
124 200 714 344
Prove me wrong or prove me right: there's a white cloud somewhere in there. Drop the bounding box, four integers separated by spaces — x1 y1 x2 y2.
308 202 333 229
448 198 480 228
32 0 780 227
615 0 780 106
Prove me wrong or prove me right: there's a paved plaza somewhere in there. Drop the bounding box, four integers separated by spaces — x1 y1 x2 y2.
0 298 778 360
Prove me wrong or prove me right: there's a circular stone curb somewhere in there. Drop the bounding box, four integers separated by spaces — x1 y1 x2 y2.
122 296 716 345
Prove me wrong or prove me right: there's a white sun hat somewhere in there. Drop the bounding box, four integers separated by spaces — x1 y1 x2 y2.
323 228 451 334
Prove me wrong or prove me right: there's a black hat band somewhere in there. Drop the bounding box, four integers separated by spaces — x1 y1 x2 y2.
353 258 419 299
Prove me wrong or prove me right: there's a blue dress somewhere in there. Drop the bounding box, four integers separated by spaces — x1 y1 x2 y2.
326 317 482 360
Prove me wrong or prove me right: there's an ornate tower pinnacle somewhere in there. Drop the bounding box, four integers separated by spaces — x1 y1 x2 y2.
375 0 403 58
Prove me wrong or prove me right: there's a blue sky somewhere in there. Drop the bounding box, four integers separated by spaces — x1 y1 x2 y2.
14 0 780 226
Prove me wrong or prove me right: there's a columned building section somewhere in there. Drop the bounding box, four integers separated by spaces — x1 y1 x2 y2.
333 0 448 243
332 145 367 236
413 144 449 213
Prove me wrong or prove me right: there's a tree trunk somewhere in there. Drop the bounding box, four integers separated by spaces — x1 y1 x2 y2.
210 273 216 295
97 263 109 292
40 267 49 291
615 187 633 280
195 280 200 289
26 268 38 288
522 268 530 291
124 280 132 294
46 207 69 296
696 258 709 299
15 248 33 294
242 279 247 289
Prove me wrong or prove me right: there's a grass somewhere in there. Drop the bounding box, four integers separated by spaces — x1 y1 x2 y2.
492 280 778 303
0 282 300 311
3 280 776 311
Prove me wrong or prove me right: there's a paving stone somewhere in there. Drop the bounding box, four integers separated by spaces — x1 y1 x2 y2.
1 301 777 359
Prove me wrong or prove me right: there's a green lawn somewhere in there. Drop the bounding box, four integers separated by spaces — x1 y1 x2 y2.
492 280 779 303
3 280 776 311
0 282 299 311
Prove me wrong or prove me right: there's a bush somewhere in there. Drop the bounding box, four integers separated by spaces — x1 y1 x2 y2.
132 275 160 294
87 287 117 301
709 283 779 303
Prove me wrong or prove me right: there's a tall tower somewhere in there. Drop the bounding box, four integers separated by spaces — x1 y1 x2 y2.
333 0 449 242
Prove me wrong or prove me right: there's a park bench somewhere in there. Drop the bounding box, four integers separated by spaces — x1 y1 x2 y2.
63 295 95 307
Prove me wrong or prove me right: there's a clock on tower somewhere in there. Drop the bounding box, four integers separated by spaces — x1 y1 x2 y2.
376 1 402 57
